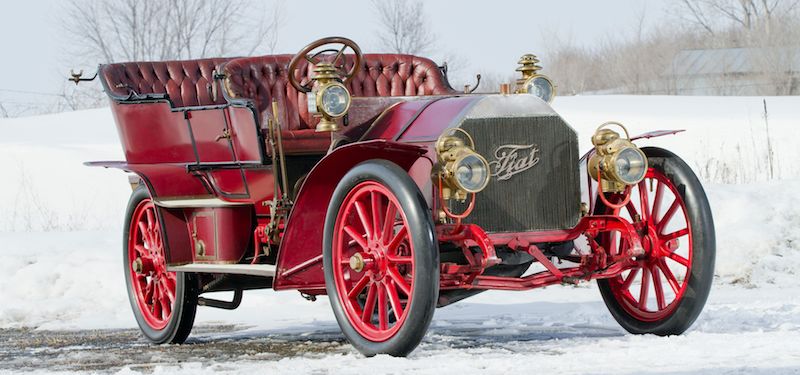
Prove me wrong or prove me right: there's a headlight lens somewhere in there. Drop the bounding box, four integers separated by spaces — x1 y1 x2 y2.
318 84 350 118
524 76 554 103
453 153 490 192
613 147 647 184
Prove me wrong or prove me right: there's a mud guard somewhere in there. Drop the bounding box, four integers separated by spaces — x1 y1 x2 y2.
273 140 432 292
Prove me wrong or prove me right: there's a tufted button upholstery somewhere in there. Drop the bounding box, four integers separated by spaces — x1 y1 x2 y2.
222 54 456 132
100 58 233 108
100 54 456 155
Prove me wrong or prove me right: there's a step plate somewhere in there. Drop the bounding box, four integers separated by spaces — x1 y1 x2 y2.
167 263 276 277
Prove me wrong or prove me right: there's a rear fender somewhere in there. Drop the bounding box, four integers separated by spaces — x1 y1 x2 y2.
274 140 431 292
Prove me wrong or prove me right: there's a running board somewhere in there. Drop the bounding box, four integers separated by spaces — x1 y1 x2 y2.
168 263 276 277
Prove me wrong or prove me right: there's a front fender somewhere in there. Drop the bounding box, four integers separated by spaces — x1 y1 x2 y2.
580 129 685 162
273 140 431 291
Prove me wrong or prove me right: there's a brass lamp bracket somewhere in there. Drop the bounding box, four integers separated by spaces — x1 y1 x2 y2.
515 54 542 92
68 69 98 85
588 121 647 196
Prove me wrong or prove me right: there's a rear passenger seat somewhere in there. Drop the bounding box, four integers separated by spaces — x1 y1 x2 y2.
99 58 233 107
98 54 457 155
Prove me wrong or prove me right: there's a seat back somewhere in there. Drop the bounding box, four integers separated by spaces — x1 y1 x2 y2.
99 58 233 108
222 54 456 131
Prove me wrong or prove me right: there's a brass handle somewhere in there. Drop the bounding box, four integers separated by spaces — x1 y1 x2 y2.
215 128 231 142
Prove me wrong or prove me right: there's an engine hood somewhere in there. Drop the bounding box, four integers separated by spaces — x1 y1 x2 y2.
358 94 565 144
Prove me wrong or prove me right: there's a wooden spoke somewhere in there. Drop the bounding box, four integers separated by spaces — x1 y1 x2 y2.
348 274 371 300
651 180 665 223
354 201 373 240
343 225 368 250
146 209 155 230
621 268 640 290
387 226 408 254
371 192 383 242
651 265 666 310
386 280 405 320
387 267 411 296
361 283 378 323
638 267 651 310
663 228 690 242
657 259 681 294
377 283 388 330
137 222 149 246
381 203 397 245
657 199 680 233
667 252 690 267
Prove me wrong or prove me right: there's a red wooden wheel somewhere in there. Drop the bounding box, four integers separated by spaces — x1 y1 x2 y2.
332 181 415 342
597 148 714 335
127 198 176 330
606 168 693 321
324 160 438 356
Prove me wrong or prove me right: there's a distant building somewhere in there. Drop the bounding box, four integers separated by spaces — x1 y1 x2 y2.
666 47 800 95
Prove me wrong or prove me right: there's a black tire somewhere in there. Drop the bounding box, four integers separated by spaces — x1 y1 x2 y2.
597 147 715 335
123 185 198 344
323 160 439 357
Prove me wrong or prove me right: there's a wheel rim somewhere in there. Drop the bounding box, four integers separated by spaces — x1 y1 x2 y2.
332 181 415 342
605 168 693 322
128 199 176 330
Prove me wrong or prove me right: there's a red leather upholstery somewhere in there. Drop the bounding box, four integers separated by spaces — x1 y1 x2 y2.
100 58 233 108
222 53 455 154
223 54 455 130
100 54 455 155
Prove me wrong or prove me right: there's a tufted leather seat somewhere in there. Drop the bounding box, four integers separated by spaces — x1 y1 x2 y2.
222 54 456 154
99 54 456 155
100 58 233 107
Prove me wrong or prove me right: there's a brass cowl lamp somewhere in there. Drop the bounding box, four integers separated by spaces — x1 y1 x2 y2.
515 53 556 103
308 62 351 132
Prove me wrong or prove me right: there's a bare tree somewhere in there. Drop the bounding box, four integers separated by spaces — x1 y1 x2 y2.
371 0 435 55
0 101 8 118
62 0 284 63
675 0 800 35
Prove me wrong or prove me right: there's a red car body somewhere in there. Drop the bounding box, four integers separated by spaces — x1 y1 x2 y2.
88 39 715 357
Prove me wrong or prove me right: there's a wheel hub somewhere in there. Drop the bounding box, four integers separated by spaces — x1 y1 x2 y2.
349 253 366 272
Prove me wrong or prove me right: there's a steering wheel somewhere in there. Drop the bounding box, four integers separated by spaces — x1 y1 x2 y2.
288 36 363 93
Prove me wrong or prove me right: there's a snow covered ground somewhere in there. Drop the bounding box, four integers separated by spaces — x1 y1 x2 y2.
1 96 799 374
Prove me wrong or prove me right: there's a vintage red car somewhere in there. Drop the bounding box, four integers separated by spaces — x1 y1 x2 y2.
86 37 715 356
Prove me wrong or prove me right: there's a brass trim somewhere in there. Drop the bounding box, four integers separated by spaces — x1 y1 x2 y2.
315 81 352 118
435 130 491 200
154 198 250 208
587 122 648 192
514 53 557 102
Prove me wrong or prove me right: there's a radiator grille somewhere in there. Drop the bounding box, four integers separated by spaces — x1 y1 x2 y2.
453 116 581 233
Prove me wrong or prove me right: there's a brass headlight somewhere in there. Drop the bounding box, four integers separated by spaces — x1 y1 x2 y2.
515 53 556 103
436 129 491 201
307 62 351 132
312 82 351 118
521 75 555 103
588 122 648 192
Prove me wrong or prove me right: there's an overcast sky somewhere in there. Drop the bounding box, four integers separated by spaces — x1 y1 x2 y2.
0 0 670 106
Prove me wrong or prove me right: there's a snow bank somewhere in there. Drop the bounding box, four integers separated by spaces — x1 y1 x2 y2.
707 181 800 285
0 108 129 232
553 95 800 184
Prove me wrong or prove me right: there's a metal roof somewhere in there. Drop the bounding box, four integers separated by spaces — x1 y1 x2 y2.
671 47 800 76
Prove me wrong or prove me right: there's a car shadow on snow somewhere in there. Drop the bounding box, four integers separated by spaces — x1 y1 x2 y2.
0 300 625 372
